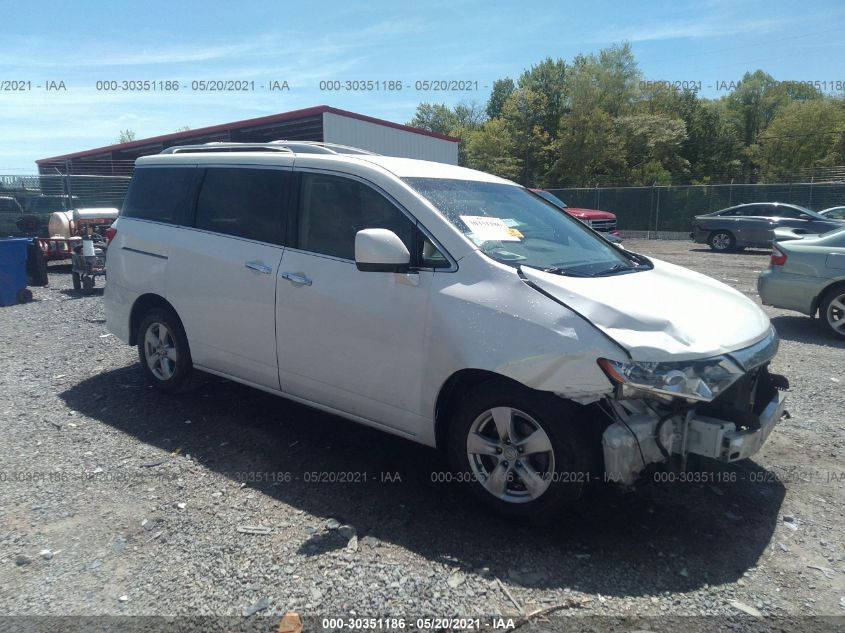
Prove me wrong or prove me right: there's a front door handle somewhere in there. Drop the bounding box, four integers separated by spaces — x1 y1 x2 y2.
245 260 273 274
281 272 312 286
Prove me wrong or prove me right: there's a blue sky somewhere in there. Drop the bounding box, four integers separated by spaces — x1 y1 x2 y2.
1 0 843 171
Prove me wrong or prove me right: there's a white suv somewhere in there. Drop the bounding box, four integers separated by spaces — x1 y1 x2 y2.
105 143 787 517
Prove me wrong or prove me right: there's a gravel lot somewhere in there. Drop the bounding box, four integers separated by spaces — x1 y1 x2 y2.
1 240 843 628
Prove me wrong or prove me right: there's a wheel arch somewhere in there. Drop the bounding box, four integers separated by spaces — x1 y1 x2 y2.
812 279 845 316
433 368 605 451
708 228 735 243
434 369 524 450
129 294 184 346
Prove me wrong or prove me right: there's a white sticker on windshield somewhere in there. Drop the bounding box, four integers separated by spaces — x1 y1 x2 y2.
460 215 521 241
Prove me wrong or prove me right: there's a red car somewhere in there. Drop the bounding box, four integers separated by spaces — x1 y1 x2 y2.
530 188 619 235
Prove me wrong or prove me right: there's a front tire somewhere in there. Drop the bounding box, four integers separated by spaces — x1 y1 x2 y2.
72 272 81 290
447 382 595 517
708 230 735 252
820 286 845 339
137 307 197 393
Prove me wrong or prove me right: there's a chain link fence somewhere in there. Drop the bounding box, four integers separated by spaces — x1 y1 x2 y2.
0 174 131 237
549 182 845 238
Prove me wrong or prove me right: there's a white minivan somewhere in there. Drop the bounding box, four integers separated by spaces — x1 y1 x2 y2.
105 142 787 517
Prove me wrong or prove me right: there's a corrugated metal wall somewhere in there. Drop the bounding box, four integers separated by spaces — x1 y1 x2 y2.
322 112 458 164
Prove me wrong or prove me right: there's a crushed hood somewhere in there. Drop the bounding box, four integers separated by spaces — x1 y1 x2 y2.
521 258 771 362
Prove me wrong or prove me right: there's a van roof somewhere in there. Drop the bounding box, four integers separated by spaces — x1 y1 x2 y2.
135 147 513 185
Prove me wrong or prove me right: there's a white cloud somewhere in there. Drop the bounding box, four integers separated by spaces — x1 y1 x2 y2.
597 15 798 43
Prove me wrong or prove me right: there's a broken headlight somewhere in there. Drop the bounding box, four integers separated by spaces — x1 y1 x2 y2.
597 356 745 403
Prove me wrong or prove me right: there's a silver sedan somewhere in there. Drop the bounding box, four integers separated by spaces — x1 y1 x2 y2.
758 227 845 338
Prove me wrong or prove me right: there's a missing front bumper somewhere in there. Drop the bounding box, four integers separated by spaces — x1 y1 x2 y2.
686 391 786 462
602 389 787 485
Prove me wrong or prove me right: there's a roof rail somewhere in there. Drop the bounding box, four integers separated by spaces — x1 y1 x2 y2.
268 140 378 155
160 143 294 154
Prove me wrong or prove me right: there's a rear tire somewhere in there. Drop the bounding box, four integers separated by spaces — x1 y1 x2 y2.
447 381 595 518
81 276 95 295
708 230 735 252
137 307 198 393
16 288 33 304
820 285 845 340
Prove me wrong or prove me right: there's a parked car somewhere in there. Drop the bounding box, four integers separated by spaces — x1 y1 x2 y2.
529 189 619 235
758 227 845 339
691 202 844 252
820 206 845 220
0 195 24 236
105 143 787 517
17 194 80 236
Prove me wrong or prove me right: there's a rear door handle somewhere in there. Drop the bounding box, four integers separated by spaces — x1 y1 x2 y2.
245 260 273 274
281 272 312 286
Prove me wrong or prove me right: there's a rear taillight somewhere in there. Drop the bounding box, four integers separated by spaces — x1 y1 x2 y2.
105 225 117 244
770 247 787 266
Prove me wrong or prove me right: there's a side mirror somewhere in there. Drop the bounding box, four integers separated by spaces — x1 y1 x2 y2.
355 228 411 272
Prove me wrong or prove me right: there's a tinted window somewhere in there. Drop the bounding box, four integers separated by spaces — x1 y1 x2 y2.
195 168 287 244
297 173 415 260
771 206 805 219
0 197 22 214
122 167 196 224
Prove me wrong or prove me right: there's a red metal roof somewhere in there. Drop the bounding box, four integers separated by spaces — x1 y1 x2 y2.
37 105 461 164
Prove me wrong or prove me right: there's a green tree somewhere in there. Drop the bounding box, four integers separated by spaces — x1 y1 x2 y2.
407 103 458 135
517 58 568 136
724 70 824 179
616 114 689 185
486 78 515 119
567 43 639 117
755 100 845 181
500 87 554 185
117 129 136 143
547 107 626 186
465 119 521 180
639 86 742 182
407 101 485 165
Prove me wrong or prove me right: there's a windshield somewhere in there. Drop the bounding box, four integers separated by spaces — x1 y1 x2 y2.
404 177 644 277
819 225 845 242
533 190 567 209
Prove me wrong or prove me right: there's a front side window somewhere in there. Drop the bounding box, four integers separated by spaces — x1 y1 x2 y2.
296 173 416 260
195 167 287 244
122 167 196 224
403 178 644 277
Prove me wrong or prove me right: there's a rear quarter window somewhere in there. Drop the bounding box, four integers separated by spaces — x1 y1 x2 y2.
122 167 197 224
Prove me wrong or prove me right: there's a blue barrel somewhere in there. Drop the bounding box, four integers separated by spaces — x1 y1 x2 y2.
0 237 30 306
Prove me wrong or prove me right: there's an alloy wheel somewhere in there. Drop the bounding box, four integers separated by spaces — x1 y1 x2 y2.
826 292 845 336
466 406 555 504
711 232 731 250
144 322 178 381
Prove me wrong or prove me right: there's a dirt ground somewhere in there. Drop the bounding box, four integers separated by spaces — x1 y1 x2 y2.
0 239 843 629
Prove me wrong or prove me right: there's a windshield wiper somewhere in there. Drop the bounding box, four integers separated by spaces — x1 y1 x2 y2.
591 262 653 276
541 266 592 277
591 263 632 276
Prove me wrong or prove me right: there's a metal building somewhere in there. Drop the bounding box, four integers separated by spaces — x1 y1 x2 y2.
36 105 460 175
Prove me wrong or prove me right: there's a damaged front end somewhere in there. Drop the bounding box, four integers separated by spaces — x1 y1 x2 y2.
596 327 788 485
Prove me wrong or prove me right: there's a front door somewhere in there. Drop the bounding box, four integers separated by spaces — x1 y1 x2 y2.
274 171 433 435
